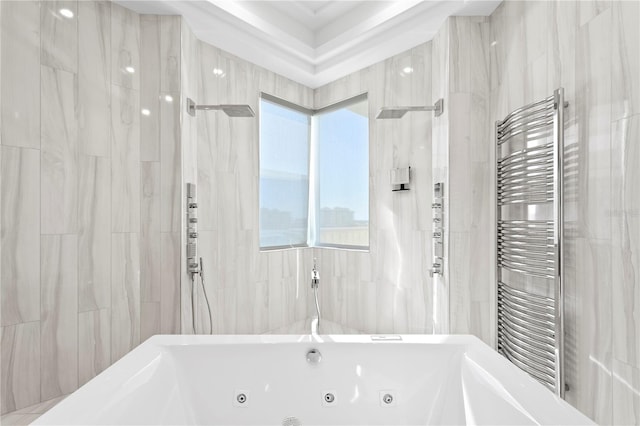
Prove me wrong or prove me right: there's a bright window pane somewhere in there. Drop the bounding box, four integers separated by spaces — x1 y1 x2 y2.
316 98 369 247
259 98 310 248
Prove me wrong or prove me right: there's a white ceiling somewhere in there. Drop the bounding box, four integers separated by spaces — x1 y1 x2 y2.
116 0 501 88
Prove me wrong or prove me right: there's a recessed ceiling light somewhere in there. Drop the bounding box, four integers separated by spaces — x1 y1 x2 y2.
213 68 225 76
402 66 413 74
125 66 135 74
490 41 498 47
59 8 74 18
141 109 151 116
164 95 173 103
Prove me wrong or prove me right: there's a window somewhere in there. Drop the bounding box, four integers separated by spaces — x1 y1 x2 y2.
259 98 310 248
314 97 369 248
259 93 369 250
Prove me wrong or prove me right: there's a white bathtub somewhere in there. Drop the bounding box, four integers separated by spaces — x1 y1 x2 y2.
34 334 592 425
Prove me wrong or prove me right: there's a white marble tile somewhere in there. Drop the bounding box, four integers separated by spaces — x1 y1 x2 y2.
196 112 217 232
40 1 77 73
160 232 180 334
264 317 362 335
375 281 396 334
0 412 41 425
11 395 66 415
547 1 577 112
111 84 140 233
573 238 612 424
141 161 161 303
160 16 181 94
110 233 140 362
1 147 40 326
78 156 111 312
611 115 640 366
140 15 160 162
449 17 490 95
0 1 40 149
40 234 78 400
578 0 612 28
41 65 78 235
141 302 160 341
78 309 110 386
613 359 640 425
611 0 640 122
575 8 612 241
111 3 139 90
0 0 2 144
160 93 180 233
0 322 40 414
216 287 237 334
253 281 269 334
78 0 111 158
192 230 217 334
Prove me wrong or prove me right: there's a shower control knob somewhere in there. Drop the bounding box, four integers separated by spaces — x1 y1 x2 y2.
188 202 198 208
429 262 442 277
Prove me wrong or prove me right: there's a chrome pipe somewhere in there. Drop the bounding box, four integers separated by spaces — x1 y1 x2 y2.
497 95 554 128
553 87 566 397
498 327 556 365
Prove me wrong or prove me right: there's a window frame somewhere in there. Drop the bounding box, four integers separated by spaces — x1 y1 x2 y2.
258 92 370 251
258 94 313 251
312 93 370 251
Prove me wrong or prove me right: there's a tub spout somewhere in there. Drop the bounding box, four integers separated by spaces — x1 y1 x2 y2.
311 259 321 335
311 263 319 289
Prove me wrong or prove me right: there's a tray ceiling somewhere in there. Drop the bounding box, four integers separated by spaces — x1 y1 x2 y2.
116 0 501 88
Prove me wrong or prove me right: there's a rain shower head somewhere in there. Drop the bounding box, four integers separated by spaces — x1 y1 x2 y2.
376 99 444 119
219 104 255 117
376 108 409 119
186 98 255 117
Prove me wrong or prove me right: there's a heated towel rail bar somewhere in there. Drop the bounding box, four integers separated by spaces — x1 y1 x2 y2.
496 88 567 397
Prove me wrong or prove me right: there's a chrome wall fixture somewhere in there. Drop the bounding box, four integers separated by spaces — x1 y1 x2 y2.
186 183 199 277
495 88 568 397
186 98 255 117
430 182 444 277
376 99 444 119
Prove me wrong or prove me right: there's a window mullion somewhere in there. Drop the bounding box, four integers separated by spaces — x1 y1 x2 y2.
308 114 320 247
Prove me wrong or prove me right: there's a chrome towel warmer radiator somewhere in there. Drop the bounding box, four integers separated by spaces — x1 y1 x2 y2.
495 88 567 397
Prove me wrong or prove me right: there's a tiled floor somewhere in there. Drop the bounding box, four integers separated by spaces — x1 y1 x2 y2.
1 395 67 425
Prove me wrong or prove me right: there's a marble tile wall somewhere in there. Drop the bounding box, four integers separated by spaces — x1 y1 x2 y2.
139 14 182 341
179 19 199 333
313 44 435 334
183 31 315 334
430 20 451 335
489 1 640 423
0 2 182 415
431 17 493 345
183 17 501 337
182 29 436 335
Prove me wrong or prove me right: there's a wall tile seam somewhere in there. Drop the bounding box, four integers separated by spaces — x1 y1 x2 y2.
0 319 41 328
110 82 140 91
611 113 640 124
577 6 613 30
